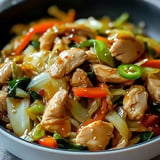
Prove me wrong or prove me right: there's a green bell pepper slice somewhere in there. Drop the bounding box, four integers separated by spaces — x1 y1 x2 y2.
79 39 115 67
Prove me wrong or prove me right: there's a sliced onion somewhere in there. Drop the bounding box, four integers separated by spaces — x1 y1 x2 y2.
105 111 129 142
68 98 89 123
6 97 30 136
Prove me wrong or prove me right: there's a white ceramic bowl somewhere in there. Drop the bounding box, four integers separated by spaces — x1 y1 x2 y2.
0 0 160 159
0 127 160 160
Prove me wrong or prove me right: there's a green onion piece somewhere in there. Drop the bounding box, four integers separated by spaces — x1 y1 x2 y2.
31 123 45 141
26 100 44 121
112 12 129 27
8 77 31 97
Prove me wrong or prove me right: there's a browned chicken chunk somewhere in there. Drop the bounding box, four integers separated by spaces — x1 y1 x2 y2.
0 90 7 119
39 23 96 51
0 62 12 85
41 88 71 137
76 120 114 151
70 68 92 87
147 73 160 103
92 64 134 84
48 48 87 78
123 85 148 120
39 28 55 50
110 38 144 63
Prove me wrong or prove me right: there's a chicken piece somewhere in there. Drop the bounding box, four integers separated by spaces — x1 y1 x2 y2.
147 73 160 103
0 90 7 119
39 23 96 51
92 64 134 85
0 62 12 85
39 28 56 50
70 68 92 87
110 38 144 63
123 85 148 120
41 88 71 137
48 48 87 78
76 120 114 151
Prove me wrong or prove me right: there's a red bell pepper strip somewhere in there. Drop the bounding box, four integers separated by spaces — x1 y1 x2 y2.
93 98 108 120
142 114 158 127
38 135 58 148
14 20 62 55
141 59 160 68
72 87 107 98
152 127 160 136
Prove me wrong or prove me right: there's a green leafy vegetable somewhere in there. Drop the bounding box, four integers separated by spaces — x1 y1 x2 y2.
53 132 88 150
8 77 31 97
31 40 40 50
29 90 42 102
139 131 154 142
79 39 115 67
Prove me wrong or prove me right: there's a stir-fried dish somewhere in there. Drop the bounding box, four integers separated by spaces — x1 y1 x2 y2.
1 6 160 151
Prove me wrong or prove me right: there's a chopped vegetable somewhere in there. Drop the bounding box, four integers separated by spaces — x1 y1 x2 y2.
139 132 154 142
72 87 107 98
31 40 40 50
38 135 58 148
112 12 129 27
15 20 62 55
93 98 108 120
8 77 31 98
105 111 129 142
53 132 88 150
6 97 30 136
117 64 143 79
79 39 115 67
26 100 44 121
141 59 160 68
68 98 89 122
31 123 45 141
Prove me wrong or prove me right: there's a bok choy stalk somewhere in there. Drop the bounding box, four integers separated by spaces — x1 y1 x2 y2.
27 72 68 101
6 97 30 136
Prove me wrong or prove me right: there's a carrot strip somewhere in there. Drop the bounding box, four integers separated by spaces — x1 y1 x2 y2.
66 9 76 22
38 136 58 148
72 87 107 98
141 59 160 68
14 20 62 55
96 36 111 47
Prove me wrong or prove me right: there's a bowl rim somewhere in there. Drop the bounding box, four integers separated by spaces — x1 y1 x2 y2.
0 126 160 155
